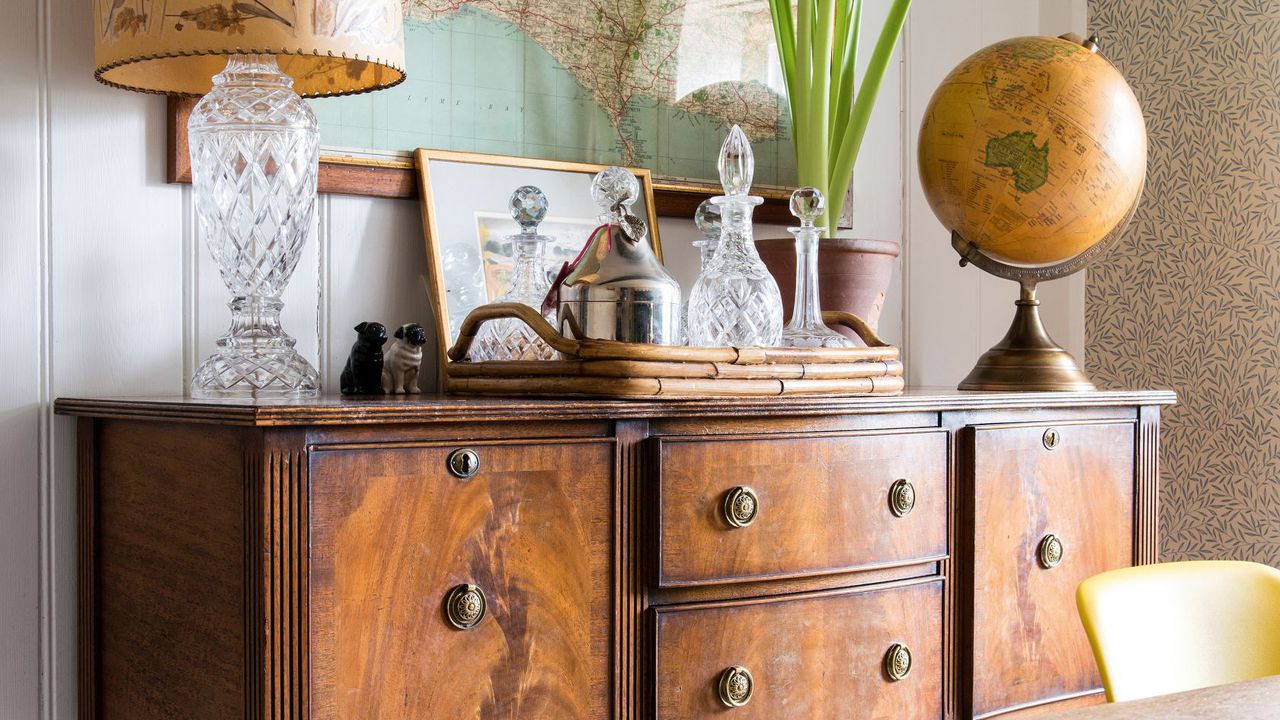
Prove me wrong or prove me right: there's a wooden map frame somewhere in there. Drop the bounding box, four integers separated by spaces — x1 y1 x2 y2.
165 97 792 222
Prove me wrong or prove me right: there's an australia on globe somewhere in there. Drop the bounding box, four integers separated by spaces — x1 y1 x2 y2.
918 35 1147 267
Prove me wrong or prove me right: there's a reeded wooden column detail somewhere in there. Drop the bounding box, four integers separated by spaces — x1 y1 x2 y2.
1134 405 1162 566
247 431 310 720
615 420 648 720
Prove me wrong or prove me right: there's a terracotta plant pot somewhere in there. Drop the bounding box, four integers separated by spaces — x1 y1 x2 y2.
755 237 900 342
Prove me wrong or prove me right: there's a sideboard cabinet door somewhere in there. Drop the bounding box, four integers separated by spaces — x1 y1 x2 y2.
307 440 614 720
967 421 1135 717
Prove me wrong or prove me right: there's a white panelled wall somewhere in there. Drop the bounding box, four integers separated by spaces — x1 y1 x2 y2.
0 0 1085 715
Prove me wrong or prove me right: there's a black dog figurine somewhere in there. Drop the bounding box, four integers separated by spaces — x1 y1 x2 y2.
340 322 388 395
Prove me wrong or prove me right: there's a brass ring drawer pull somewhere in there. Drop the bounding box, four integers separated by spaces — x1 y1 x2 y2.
888 478 916 517
1038 533 1065 569
717 665 754 707
723 486 759 528
445 584 487 629
447 448 480 479
884 643 912 681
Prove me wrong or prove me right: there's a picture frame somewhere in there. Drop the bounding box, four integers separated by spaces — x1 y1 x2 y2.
414 149 666 372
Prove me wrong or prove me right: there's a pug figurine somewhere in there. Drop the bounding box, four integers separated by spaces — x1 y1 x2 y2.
382 323 428 394
340 322 388 395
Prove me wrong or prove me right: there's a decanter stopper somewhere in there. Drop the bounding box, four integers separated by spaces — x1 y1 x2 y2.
694 199 722 242
510 185 548 235
718 124 755 197
790 187 825 230
591 166 640 222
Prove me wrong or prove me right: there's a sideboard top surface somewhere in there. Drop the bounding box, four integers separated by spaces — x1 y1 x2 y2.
55 388 1176 426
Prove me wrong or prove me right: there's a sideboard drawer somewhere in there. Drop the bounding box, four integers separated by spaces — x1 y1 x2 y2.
653 580 943 719
968 421 1135 717
307 440 614 720
656 431 947 586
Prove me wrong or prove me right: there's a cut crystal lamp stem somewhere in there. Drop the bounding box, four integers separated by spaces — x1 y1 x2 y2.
188 54 320 398
782 188 855 348
686 125 784 347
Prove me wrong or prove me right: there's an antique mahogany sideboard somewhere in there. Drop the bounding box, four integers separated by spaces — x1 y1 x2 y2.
56 389 1174 720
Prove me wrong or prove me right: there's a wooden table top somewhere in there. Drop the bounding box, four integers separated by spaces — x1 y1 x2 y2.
1036 676 1280 719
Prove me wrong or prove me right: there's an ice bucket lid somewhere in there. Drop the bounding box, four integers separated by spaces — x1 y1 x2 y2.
561 215 680 305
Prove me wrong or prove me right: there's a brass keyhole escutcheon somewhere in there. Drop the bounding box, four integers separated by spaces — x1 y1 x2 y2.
717 666 754 708
445 584 487 629
889 479 916 517
1043 428 1062 450
884 643 912 681
447 448 480 479
1038 534 1065 569
723 486 759 528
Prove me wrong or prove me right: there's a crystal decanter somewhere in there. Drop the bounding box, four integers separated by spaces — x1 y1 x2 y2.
679 199 720 344
469 186 557 361
188 55 320 398
782 188 855 348
686 125 784 347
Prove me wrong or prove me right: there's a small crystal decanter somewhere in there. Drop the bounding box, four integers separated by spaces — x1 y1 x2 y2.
782 188 855 348
468 186 557 361
686 125 784 347
679 199 721 344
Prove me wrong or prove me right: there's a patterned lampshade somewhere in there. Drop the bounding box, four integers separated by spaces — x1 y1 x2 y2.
93 0 405 96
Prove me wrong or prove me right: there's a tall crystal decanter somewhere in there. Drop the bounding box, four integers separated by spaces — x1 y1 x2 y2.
686 125 784 347
782 188 855 348
468 186 556 361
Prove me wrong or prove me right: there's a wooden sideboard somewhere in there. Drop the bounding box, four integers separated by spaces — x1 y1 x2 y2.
56 389 1174 720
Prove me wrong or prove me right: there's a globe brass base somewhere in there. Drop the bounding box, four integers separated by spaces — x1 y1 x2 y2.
959 284 1094 392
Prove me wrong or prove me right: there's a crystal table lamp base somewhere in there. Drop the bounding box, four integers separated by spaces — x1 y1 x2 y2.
191 298 320 399
188 54 321 399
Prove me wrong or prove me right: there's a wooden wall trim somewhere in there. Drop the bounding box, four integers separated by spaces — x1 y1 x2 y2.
1134 405 1161 565
164 97 794 221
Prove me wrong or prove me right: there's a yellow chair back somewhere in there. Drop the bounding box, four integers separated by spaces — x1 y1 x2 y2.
1076 560 1280 702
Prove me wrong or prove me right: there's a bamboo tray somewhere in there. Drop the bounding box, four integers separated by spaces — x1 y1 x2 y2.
444 304 903 399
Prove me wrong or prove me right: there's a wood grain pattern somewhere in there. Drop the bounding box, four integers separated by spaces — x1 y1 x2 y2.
94 421 246 719
61 393 1171 720
656 431 947 586
307 439 614 719
653 579 943 719
967 421 1136 718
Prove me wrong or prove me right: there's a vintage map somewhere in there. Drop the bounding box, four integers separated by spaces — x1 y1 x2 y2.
310 1 797 187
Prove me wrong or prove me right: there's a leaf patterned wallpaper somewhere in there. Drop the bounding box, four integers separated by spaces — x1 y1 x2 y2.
1088 0 1280 564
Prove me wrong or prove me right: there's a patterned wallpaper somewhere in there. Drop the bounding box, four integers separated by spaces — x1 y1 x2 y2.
1088 0 1280 563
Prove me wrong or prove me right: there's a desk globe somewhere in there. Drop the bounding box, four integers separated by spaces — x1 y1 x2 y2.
918 33 1146 390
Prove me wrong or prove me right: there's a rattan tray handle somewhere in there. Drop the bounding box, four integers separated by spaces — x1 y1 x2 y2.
448 303 889 363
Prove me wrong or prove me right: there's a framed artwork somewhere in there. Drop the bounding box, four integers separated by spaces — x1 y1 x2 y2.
167 1 795 219
415 149 664 369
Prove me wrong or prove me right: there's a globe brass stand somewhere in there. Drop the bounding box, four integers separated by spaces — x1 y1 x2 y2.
950 188 1138 391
